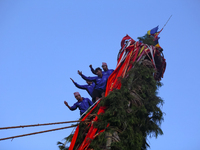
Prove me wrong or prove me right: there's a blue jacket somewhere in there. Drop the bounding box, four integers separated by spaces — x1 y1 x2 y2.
70 97 93 115
103 69 114 78
80 74 108 91
73 82 95 97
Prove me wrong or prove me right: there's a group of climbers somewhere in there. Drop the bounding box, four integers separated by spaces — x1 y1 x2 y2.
64 62 114 116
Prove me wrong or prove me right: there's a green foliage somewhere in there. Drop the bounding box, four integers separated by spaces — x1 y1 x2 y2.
57 129 75 150
59 62 164 150
137 34 155 46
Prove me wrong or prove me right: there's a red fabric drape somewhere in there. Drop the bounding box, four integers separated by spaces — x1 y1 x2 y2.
68 35 153 150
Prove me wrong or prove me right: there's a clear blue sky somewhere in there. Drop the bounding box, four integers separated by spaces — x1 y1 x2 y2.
0 0 200 150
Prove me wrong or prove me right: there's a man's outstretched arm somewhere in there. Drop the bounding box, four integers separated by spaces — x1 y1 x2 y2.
64 101 77 110
70 78 87 90
78 70 96 82
89 64 96 75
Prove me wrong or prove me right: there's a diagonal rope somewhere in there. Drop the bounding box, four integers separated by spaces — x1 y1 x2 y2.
0 120 82 130
0 124 78 141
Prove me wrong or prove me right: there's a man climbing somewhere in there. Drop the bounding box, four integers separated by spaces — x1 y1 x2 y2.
89 62 114 78
78 67 107 102
64 92 93 116
70 78 95 98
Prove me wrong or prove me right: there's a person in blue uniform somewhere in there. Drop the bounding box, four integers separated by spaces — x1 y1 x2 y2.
64 92 93 116
70 78 95 98
78 67 107 102
89 62 114 78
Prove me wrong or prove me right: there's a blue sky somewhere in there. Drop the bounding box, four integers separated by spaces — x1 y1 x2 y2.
0 0 200 150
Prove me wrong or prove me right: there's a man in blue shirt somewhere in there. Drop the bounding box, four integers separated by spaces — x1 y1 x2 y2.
89 62 114 78
78 67 107 102
64 92 93 116
70 78 95 98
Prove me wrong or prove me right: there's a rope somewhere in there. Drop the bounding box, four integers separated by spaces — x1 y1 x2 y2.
0 124 77 141
0 120 82 130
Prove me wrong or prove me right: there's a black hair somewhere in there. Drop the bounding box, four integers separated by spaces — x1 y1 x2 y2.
95 67 102 73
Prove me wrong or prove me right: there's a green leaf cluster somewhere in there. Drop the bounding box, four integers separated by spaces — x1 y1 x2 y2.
137 34 155 46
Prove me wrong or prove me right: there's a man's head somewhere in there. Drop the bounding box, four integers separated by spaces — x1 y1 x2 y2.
95 67 102 77
102 62 108 71
74 92 82 101
86 80 93 85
